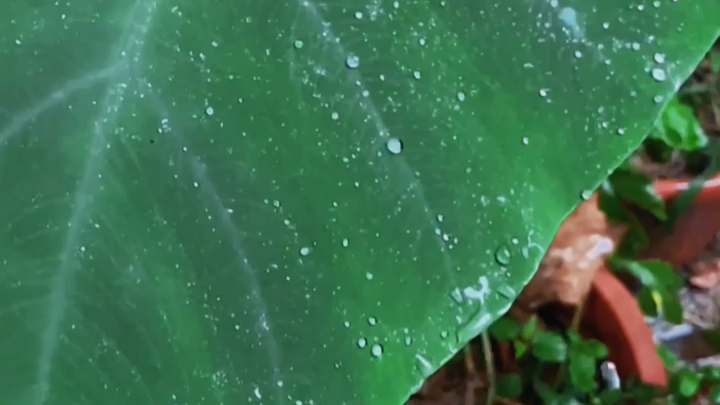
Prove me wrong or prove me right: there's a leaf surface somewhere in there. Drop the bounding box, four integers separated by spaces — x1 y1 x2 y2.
0 1 718 404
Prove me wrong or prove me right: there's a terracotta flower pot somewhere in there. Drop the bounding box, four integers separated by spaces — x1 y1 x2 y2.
497 268 667 389
638 174 720 268
590 174 720 392
586 267 668 387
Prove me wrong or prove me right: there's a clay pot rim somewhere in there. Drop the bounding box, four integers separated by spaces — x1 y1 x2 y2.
653 173 720 202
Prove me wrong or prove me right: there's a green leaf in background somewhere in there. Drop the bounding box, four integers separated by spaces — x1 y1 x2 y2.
674 369 702 398
612 258 683 291
702 365 720 383
651 96 709 150
489 316 521 341
533 331 568 363
0 1 718 404
598 186 649 256
606 166 667 220
568 348 596 394
612 258 684 322
657 344 679 370
711 51 720 73
496 373 523 399
709 384 720 404
521 315 540 341
567 333 606 394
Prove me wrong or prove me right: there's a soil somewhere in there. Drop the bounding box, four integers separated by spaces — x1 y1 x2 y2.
406 40 720 405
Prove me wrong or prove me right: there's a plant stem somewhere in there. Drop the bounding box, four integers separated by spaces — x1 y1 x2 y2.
481 331 496 405
463 345 476 405
570 293 587 332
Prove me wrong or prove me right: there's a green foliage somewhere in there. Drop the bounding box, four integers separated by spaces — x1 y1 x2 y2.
490 315 610 403
533 331 569 363
650 96 709 151
711 50 720 73
606 165 667 220
489 316 522 341
610 258 684 323
496 373 523 399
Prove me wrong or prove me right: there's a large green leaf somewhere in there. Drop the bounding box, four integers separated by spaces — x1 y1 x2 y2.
0 1 717 404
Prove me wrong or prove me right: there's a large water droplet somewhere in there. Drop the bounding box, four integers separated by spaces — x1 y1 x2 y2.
205 106 215 116
494 244 511 266
368 316 377 326
386 137 403 155
651 68 666 82
357 338 367 348
299 246 311 256
580 189 593 200
293 40 304 49
345 54 360 69
371 343 383 357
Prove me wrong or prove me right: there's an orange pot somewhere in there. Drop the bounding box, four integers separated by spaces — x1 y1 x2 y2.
586 267 668 387
639 174 720 267
593 174 720 392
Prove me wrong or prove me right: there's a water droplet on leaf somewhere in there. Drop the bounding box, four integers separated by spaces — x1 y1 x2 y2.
371 343 383 357
386 137 403 155
651 68 666 82
357 338 367 348
494 244 511 266
345 54 360 69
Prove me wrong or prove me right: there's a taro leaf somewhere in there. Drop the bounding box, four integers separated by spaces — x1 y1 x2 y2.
0 1 718 405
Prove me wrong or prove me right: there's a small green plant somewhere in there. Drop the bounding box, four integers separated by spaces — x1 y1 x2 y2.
486 313 720 405
488 314 611 404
